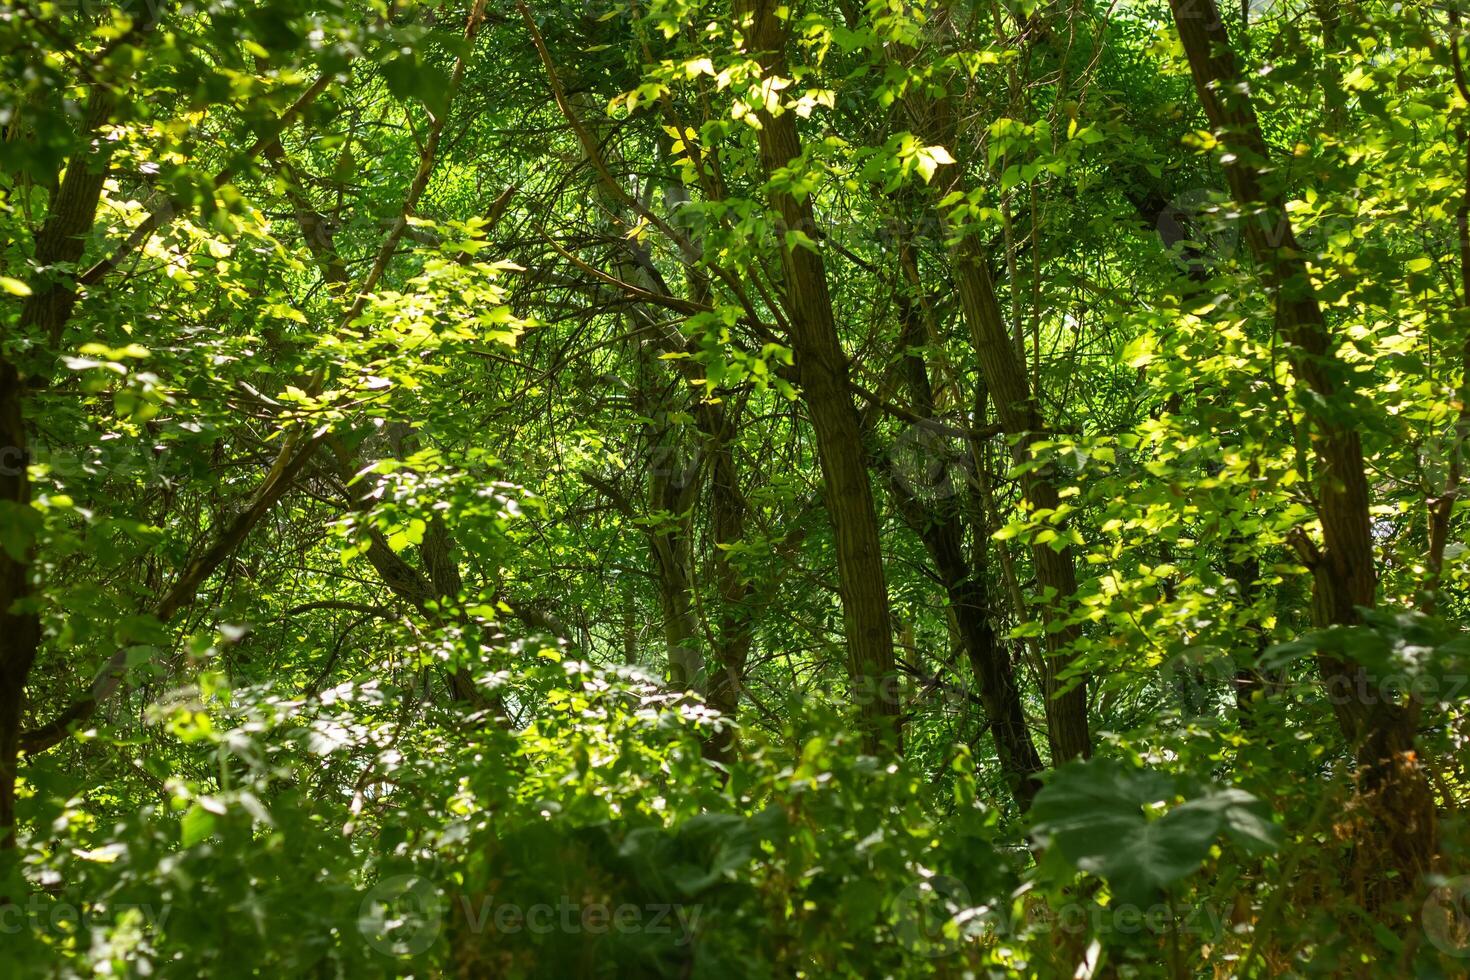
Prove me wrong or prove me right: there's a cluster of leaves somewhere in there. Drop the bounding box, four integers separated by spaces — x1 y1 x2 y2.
3 0 1469 976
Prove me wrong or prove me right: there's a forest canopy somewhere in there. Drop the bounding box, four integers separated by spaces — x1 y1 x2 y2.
2 0 1469 975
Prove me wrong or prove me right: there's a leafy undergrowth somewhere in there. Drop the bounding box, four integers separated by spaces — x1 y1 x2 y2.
7 656 1467 978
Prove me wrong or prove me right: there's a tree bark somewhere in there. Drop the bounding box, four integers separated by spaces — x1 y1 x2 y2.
891 10 1091 762
946 239 1090 762
884 262 1044 808
735 0 901 751
0 361 40 847
703 416 754 763
1 85 118 844
647 429 705 694
1168 0 1435 888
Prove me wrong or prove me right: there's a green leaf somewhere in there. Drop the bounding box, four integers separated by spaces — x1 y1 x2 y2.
181 804 217 848
1031 760 1278 905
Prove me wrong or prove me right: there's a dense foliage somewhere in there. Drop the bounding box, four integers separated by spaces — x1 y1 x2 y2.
2 0 1469 975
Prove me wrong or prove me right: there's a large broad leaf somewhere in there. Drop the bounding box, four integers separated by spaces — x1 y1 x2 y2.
1082 804 1221 907
1030 759 1280 906
1027 758 1174 851
1173 787 1283 857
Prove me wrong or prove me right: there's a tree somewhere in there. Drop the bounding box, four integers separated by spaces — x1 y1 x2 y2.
0 1 1464 974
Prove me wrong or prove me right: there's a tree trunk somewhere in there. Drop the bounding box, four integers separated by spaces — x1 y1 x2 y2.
946 240 1090 762
883 251 1044 807
1168 0 1435 889
1 86 118 845
735 0 901 751
889 14 1091 761
703 434 753 763
648 432 704 694
0 360 41 847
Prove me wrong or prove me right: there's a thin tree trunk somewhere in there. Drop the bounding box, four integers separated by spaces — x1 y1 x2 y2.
1426 10 1470 607
703 434 753 763
947 237 1090 762
0 360 40 847
621 584 640 666
271 145 490 707
884 243 1044 808
890 11 1090 761
1 86 118 844
734 0 901 751
1168 0 1435 888
648 431 704 694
